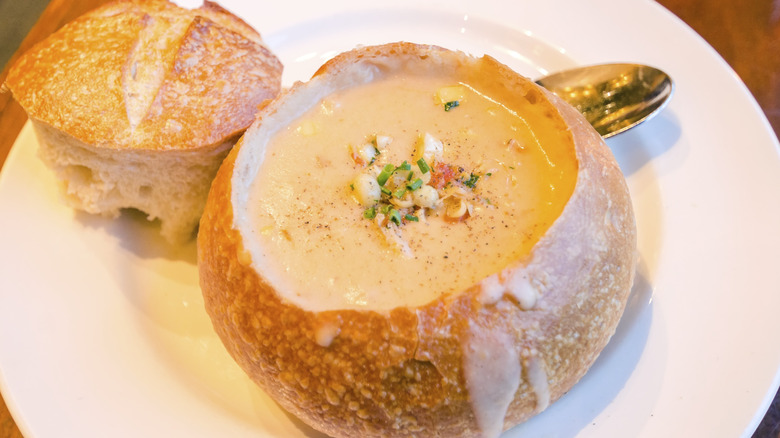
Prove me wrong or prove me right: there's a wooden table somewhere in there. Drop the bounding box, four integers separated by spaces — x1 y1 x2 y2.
0 1 778 437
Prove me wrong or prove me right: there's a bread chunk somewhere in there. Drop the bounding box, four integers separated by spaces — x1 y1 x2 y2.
4 0 283 243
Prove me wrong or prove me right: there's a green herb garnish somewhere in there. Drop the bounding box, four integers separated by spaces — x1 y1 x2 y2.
363 206 377 219
404 214 419 222
368 148 379 165
417 157 430 174
389 209 402 225
444 100 460 111
463 173 480 188
393 187 407 199
377 164 395 186
407 178 423 191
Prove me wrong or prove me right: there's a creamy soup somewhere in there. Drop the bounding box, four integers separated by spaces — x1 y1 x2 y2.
245 67 577 312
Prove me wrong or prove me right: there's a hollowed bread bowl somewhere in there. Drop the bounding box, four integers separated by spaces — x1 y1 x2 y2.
198 42 637 437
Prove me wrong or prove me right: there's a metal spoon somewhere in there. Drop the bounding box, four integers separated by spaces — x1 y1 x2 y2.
535 63 674 138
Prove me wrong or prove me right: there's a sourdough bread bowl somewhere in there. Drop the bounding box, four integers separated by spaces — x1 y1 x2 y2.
198 42 637 437
3 0 282 243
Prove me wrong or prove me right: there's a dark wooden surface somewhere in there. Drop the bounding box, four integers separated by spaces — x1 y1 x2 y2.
0 0 778 437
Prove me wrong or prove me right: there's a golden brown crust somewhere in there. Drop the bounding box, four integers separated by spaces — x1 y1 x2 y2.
4 0 282 151
199 43 636 437
3 0 283 243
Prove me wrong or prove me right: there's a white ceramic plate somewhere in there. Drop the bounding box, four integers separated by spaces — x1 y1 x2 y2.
2 0 780 437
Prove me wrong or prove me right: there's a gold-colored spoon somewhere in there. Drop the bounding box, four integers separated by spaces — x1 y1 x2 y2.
536 63 674 138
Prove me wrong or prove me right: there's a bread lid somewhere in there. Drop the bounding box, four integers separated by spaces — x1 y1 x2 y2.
4 0 282 151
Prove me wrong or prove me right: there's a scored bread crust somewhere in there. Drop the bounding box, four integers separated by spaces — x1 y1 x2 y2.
198 43 636 437
3 0 282 243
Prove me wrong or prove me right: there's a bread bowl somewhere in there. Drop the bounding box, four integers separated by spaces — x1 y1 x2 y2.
3 0 282 243
198 42 636 437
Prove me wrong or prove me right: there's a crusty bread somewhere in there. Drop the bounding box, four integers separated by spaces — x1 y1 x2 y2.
198 43 636 437
3 0 282 243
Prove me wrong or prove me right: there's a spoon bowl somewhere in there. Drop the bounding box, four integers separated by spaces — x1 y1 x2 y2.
536 63 674 138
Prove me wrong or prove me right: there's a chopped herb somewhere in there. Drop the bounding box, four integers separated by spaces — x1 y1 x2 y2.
444 100 460 111
377 163 395 186
349 183 355 191
417 157 430 174
463 173 480 188
407 178 423 191
486 172 492 176
389 209 402 225
355 154 482 227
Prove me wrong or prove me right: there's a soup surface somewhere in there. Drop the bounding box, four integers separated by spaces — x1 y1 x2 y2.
246 69 577 311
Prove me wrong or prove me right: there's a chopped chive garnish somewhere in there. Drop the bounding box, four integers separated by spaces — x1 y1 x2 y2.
349 183 355 191
377 164 395 186
406 171 414 181
393 187 407 199
407 178 423 191
404 214 419 222
486 172 492 176
389 209 402 225
381 204 392 214
397 161 411 171
381 187 391 196
463 173 480 188
363 206 377 219
444 100 460 111
417 158 430 174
